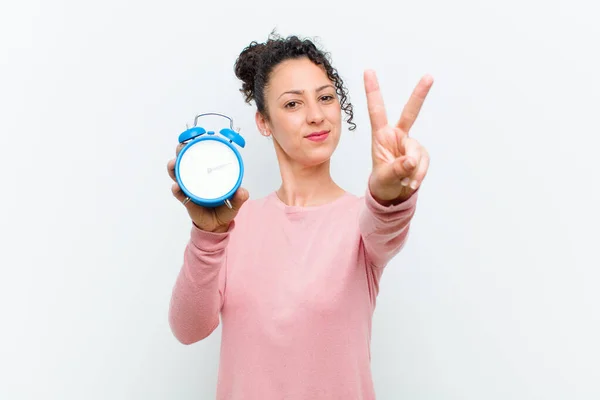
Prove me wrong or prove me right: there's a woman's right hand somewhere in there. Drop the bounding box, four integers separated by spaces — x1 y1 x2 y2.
167 142 249 233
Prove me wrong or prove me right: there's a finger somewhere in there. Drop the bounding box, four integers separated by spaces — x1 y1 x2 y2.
401 136 422 172
213 187 250 224
364 69 388 132
215 187 249 212
397 74 434 133
386 135 420 181
176 142 185 156
167 159 177 182
392 155 418 182
171 183 190 206
228 187 249 211
408 150 429 190
414 149 429 183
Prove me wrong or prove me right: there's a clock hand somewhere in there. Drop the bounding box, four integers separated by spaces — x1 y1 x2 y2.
207 162 233 173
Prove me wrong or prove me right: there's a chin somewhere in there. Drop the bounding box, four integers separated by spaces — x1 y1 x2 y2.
301 144 337 167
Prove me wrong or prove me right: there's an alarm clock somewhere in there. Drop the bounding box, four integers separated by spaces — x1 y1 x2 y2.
175 112 246 209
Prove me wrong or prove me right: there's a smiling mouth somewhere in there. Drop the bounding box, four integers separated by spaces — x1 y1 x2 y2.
305 130 329 139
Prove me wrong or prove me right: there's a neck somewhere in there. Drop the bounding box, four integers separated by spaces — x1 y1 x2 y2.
273 145 345 207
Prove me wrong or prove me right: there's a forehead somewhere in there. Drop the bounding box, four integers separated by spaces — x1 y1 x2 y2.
267 57 332 95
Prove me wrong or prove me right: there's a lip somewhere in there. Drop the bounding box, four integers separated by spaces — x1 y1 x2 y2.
305 130 329 142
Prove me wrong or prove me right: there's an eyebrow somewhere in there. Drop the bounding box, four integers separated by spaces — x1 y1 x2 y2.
277 84 335 99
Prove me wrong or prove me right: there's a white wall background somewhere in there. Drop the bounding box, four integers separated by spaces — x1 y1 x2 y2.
1 0 598 399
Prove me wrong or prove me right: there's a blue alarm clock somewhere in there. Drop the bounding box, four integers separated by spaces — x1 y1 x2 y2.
175 112 245 209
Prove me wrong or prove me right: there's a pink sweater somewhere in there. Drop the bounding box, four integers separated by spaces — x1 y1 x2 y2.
168 188 419 399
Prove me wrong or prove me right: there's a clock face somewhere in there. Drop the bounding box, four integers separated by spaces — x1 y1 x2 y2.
178 139 241 200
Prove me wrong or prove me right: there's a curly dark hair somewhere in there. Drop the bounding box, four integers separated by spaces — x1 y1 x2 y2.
234 31 356 131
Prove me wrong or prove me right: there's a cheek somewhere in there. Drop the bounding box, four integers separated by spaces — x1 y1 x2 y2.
326 111 343 138
270 115 302 149
326 104 342 123
273 113 303 137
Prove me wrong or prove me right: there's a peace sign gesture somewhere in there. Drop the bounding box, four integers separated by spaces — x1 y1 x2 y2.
364 69 434 205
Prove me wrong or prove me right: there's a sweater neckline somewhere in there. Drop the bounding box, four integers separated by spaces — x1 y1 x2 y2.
267 191 354 213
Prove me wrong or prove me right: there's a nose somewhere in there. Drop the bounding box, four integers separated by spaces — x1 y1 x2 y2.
306 100 325 125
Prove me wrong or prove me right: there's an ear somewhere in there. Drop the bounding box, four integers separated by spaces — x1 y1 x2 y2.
255 111 270 137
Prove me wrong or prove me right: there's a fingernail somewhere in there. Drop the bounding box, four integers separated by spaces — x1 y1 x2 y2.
403 158 415 169
410 180 419 190
401 177 411 186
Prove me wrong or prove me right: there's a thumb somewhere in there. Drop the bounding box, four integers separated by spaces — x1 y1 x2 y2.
393 156 418 179
374 156 417 186
229 187 250 211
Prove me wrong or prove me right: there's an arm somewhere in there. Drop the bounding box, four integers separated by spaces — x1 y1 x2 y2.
359 188 419 269
359 69 432 267
168 222 233 344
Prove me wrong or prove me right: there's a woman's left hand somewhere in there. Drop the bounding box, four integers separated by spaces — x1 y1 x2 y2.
364 70 434 205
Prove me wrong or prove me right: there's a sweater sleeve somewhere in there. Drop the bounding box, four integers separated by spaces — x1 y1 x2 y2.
358 188 419 269
168 221 233 345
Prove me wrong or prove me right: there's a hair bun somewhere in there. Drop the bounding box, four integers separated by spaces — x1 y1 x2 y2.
234 41 265 104
231 30 356 131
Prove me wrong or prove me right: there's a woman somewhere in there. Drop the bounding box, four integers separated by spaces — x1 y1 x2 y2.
167 32 433 399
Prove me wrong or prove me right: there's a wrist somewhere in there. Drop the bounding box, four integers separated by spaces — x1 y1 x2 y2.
210 223 230 233
371 192 410 207
192 221 230 233
368 180 412 206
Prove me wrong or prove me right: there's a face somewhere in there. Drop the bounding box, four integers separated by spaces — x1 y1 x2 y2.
257 57 342 167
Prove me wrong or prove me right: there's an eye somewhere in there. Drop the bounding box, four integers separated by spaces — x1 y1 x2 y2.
284 101 298 109
320 95 335 102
